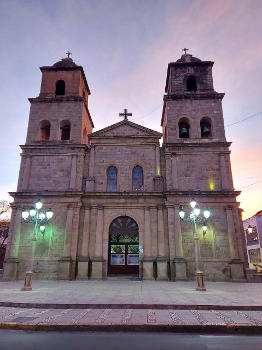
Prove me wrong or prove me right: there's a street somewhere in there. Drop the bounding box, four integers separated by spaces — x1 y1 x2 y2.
0 330 261 350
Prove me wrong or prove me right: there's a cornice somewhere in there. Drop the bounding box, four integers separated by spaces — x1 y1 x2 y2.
28 96 83 103
164 92 225 101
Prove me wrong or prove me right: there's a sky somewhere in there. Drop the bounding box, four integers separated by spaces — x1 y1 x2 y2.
0 0 261 220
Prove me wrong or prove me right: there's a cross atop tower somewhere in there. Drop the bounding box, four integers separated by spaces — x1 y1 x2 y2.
182 48 189 55
119 108 132 120
66 51 72 58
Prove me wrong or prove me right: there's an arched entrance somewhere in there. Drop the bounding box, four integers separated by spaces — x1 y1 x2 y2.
108 216 139 275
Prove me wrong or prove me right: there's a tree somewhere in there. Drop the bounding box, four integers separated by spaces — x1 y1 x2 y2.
0 200 11 222
0 200 11 248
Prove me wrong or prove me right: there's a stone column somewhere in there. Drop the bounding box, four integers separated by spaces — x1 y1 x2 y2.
225 153 234 189
89 146 95 177
150 206 158 258
86 146 95 191
88 206 97 257
220 153 229 190
21 156 31 191
58 205 74 279
165 154 172 190
166 204 176 280
156 204 168 280
233 207 247 263
3 207 21 280
155 145 160 175
91 206 104 279
226 206 245 281
50 120 58 140
173 205 187 280
69 155 77 189
171 154 178 189
80 206 91 257
143 207 154 279
70 204 81 277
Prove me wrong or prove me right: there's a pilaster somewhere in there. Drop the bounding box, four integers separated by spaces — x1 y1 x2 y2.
220 153 229 190
21 156 31 191
166 203 176 281
58 204 74 279
171 154 178 189
173 205 187 280
156 204 168 280
142 207 154 279
91 206 104 279
69 155 77 189
3 206 22 280
226 206 245 281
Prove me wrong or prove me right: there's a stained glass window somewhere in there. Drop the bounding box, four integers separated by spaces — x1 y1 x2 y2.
132 166 143 191
107 166 117 191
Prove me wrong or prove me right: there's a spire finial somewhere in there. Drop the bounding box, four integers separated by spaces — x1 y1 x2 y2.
66 51 72 58
182 48 189 55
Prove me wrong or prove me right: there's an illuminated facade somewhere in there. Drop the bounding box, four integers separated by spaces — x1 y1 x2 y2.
4 53 247 281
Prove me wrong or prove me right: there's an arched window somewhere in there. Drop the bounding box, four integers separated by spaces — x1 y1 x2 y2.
39 120 50 140
178 118 190 138
132 166 143 191
107 166 117 191
186 75 197 92
200 117 212 138
60 120 71 140
55 80 65 95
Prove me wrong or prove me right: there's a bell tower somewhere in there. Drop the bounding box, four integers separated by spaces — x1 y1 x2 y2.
17 55 94 193
162 51 226 143
161 51 233 192
26 55 94 145
160 51 246 282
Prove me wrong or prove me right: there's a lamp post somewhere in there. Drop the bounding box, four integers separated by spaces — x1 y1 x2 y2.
178 199 211 291
21 199 53 291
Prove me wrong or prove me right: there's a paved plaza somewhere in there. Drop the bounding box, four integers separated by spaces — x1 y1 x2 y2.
0 279 261 307
0 279 261 332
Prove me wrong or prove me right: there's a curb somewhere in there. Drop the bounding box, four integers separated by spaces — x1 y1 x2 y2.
0 322 261 334
0 302 261 311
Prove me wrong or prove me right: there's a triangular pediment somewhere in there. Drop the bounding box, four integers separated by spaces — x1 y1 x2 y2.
89 120 162 138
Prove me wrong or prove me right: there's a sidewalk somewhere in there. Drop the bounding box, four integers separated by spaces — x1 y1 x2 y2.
0 280 261 333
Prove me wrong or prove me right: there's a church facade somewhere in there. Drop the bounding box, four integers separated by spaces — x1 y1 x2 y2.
4 52 248 281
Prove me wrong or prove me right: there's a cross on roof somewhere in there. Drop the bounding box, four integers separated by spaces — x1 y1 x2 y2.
119 108 132 120
66 51 72 58
182 48 189 55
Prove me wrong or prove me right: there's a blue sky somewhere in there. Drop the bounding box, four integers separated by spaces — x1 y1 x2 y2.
0 0 261 218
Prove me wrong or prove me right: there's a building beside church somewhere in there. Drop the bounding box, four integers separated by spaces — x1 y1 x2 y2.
4 52 248 281
243 211 262 269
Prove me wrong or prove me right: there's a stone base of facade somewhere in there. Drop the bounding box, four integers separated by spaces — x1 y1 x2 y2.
156 257 168 280
3 257 19 280
90 257 104 279
142 258 155 280
173 257 187 281
230 259 246 281
246 268 262 283
76 257 89 280
58 257 75 280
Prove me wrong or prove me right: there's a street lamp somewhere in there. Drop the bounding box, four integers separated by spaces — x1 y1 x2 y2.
247 225 253 234
179 199 211 291
21 199 53 291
